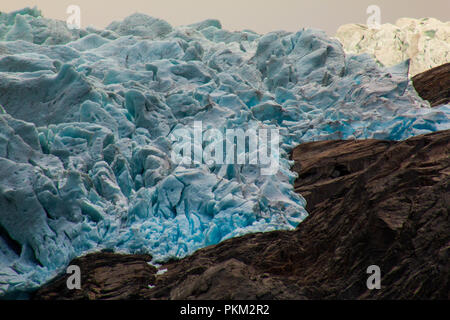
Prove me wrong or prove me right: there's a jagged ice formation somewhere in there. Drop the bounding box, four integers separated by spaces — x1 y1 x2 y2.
0 8 449 296
336 17 450 76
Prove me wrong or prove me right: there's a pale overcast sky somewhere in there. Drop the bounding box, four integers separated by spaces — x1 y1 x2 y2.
1 0 449 35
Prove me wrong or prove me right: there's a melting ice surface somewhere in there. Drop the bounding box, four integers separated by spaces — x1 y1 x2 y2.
0 8 449 296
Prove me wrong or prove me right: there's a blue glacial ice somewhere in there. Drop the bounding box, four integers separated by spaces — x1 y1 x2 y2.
0 8 449 296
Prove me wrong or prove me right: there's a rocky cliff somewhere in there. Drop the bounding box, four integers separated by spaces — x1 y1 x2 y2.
34 128 450 300
412 62 450 107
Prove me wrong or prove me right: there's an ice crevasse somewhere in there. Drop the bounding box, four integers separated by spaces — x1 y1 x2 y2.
0 8 449 297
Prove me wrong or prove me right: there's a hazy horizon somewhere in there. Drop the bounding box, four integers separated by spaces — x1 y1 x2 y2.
1 0 449 35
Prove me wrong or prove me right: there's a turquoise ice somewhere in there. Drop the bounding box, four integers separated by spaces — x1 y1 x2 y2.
0 8 449 297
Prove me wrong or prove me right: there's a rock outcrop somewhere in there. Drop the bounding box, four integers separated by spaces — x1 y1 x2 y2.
412 62 450 107
34 252 156 300
34 129 450 300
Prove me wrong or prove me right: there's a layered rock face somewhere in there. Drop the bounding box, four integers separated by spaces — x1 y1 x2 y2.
412 62 450 107
35 129 450 300
33 252 156 300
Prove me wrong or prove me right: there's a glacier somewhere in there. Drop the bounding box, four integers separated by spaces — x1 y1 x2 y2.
0 7 449 297
336 17 450 76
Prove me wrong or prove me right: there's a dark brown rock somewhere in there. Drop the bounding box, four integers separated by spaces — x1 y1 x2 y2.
33 252 156 300
412 62 450 107
34 130 450 300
